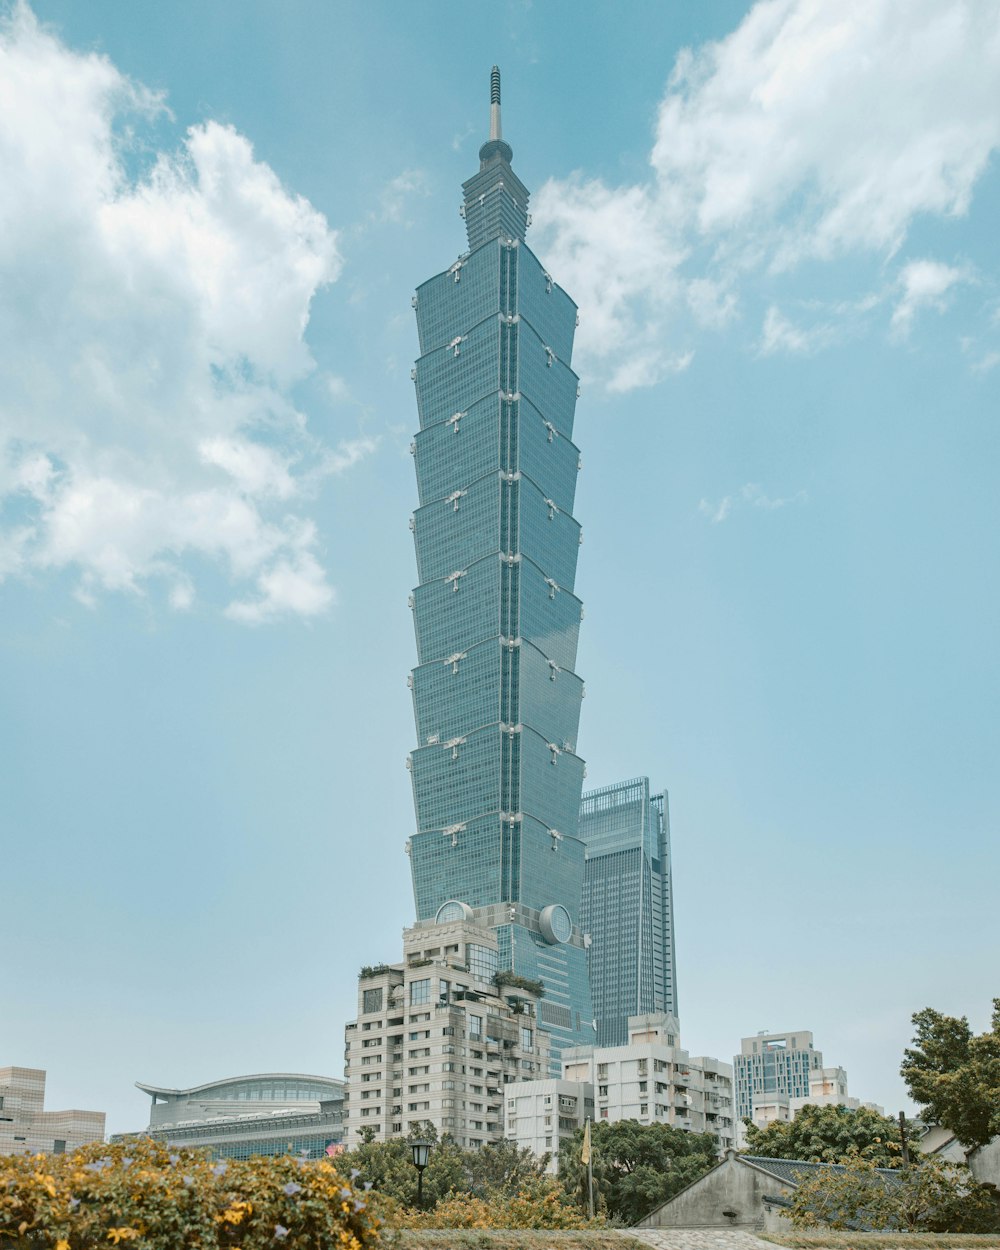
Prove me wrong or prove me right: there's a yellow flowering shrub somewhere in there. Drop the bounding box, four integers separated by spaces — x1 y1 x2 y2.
0 1138 380 1250
378 1179 597 1230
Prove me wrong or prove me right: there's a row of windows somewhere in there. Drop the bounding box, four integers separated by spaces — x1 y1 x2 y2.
413 471 581 592
413 392 580 514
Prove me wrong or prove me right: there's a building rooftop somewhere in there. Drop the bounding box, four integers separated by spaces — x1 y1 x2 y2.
137 1074 344 1102
743 1155 903 1187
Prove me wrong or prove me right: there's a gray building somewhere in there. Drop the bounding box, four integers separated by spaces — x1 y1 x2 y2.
638 1150 902 1232
118 1073 345 1161
0 1066 105 1156
578 778 676 1046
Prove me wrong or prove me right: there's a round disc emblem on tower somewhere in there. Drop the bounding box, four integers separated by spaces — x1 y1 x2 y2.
539 903 572 945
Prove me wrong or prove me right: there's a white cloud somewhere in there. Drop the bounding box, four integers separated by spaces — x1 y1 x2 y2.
224 524 333 624
0 4 372 621
891 259 971 336
377 169 429 225
533 0 1000 389
759 305 835 356
699 482 808 523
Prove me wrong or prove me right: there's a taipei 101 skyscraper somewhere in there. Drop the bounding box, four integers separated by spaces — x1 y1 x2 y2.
406 68 594 1061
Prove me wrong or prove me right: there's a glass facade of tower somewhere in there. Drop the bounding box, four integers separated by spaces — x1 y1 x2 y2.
578 777 677 1047
407 76 594 1061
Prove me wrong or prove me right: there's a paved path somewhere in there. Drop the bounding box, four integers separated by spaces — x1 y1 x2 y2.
627 1231 775 1250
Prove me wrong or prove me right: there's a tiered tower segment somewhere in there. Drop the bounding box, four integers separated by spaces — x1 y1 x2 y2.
406 68 594 1059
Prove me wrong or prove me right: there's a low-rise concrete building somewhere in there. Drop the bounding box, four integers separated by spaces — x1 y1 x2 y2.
918 1125 1000 1187
638 1150 902 1231
344 906 549 1149
0 1066 105 1156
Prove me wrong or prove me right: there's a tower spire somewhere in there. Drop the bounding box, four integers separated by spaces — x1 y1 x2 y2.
490 65 502 141
464 64 526 246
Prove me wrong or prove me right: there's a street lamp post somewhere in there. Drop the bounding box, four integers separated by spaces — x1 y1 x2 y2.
409 1139 432 1210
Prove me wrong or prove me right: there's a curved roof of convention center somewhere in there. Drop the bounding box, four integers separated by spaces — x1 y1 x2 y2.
136 1073 345 1099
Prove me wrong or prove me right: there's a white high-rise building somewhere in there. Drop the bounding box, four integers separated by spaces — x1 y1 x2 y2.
344 908 548 1149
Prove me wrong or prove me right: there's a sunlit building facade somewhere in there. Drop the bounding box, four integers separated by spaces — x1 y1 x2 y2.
579 777 677 1046
405 67 593 1064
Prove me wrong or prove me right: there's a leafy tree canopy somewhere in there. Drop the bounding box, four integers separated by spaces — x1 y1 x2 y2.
741 1103 914 1167
558 1119 717 1224
901 998 1000 1149
788 1153 1000 1233
333 1126 550 1210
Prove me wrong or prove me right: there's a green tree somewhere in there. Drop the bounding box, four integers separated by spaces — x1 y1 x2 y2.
901 998 1000 1149
464 1137 550 1197
558 1120 717 1224
332 1125 469 1208
741 1103 914 1167
788 1153 1000 1233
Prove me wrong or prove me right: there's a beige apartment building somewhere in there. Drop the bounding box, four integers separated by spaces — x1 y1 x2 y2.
0 1066 105 1156
504 1012 735 1165
343 907 549 1149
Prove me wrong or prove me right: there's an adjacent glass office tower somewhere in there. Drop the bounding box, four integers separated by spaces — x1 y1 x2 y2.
406 68 594 1061
578 778 677 1047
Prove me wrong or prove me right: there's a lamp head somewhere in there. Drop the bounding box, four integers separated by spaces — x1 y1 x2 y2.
410 1139 432 1170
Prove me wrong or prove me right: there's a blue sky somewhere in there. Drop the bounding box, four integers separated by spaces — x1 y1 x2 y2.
1 0 998 1136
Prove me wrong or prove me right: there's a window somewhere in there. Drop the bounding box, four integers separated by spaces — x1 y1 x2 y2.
363 988 383 1014
520 1026 532 1050
640 1104 648 1115
468 943 498 982
639 1081 647 1093
598 1085 608 1097
53 1141 66 1154
469 1015 483 1039
409 979 430 1005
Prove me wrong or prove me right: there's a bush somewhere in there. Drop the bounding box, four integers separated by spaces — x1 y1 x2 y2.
0 1138 380 1249
378 1178 597 1229
788 1154 1000 1233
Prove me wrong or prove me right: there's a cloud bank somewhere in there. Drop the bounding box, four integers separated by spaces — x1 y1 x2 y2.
0 4 372 621
533 0 1000 389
